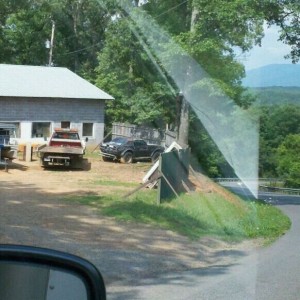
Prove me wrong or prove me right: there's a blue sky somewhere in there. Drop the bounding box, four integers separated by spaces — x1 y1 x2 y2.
239 25 293 71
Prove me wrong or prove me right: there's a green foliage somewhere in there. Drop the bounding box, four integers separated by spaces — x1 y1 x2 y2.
277 134 300 188
262 0 300 63
1 0 299 74
94 0 269 155
252 87 300 106
143 0 192 35
143 0 262 108
1 0 299 179
1 2 51 65
0 0 110 77
258 104 300 177
189 112 234 178
95 17 175 126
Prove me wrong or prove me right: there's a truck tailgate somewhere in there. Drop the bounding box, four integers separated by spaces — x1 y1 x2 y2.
38 146 84 155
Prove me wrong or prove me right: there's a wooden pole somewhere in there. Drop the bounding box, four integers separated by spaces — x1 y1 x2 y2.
49 20 55 66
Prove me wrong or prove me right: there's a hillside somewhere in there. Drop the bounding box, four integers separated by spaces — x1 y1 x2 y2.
243 64 300 87
251 87 300 105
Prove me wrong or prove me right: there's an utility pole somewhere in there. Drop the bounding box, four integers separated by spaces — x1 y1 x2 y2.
48 20 55 67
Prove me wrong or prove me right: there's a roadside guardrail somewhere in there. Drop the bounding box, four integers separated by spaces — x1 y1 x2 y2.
214 178 283 184
259 185 300 196
214 178 300 195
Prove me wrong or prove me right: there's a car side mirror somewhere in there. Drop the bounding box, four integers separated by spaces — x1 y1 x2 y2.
0 245 106 300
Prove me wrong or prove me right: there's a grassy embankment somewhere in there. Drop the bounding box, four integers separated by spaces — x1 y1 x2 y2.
65 178 291 243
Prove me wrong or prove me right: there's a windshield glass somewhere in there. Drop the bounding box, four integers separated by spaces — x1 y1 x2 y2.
52 132 79 140
0 1 299 299
111 137 128 145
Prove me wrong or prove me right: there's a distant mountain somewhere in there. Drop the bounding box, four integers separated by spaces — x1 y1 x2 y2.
243 64 300 87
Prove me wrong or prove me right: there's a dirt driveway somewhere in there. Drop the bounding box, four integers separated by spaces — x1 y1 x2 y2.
0 156 253 286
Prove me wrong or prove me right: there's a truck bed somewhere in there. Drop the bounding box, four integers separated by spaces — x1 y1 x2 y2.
38 145 84 155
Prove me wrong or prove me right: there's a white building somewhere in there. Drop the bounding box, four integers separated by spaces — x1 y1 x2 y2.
0 64 113 145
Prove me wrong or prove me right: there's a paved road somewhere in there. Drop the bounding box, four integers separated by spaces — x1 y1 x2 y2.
108 186 300 299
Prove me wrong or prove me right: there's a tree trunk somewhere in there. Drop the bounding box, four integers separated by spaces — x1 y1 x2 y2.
177 3 198 148
177 94 189 147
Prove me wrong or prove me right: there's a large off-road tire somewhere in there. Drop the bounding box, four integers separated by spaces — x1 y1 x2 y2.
121 152 133 164
41 160 49 168
40 154 49 168
71 157 84 169
102 156 112 162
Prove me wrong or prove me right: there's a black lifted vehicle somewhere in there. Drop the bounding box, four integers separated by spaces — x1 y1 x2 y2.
100 137 164 163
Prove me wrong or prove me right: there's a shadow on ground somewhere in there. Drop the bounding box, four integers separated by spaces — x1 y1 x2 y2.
0 174 251 296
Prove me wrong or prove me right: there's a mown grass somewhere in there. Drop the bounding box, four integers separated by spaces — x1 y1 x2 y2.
64 188 291 242
84 147 101 159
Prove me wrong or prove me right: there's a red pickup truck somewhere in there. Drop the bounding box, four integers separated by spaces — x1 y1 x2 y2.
38 128 86 168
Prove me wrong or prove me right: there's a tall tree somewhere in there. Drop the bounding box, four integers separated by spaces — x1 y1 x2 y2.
0 0 110 77
95 0 265 129
95 16 175 127
49 0 110 76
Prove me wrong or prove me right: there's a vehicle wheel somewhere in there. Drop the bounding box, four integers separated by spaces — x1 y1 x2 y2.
102 156 111 162
40 156 49 168
42 161 49 168
71 158 84 169
121 152 133 164
151 151 161 164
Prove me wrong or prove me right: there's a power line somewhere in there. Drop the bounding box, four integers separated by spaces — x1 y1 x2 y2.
60 42 102 56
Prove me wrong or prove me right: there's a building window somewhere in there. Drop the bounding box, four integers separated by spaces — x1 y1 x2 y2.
0 123 20 138
83 123 93 137
32 122 51 138
61 121 70 129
